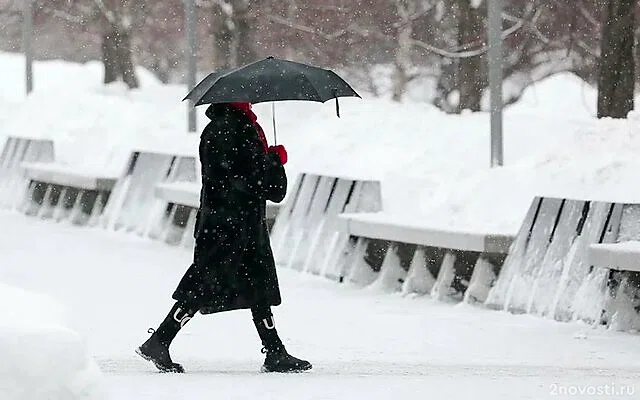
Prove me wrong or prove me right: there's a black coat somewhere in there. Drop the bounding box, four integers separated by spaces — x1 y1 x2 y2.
172 103 287 314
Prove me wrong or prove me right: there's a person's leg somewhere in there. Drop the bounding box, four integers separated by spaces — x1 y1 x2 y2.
250 304 312 373
137 301 198 373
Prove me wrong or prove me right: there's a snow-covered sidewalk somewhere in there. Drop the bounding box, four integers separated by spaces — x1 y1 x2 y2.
0 212 639 399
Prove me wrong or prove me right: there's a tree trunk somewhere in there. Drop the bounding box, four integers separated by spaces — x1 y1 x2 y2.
212 5 234 68
102 27 139 89
456 0 485 112
233 0 255 66
597 0 635 118
117 28 139 88
391 0 414 102
102 30 119 85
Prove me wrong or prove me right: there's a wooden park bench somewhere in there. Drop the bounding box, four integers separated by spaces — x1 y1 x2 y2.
336 213 515 303
19 141 134 226
21 162 118 225
18 136 202 232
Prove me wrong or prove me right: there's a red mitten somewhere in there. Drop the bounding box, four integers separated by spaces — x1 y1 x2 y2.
268 145 288 165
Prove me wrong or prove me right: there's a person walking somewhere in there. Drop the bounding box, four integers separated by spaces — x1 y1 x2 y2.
136 102 312 374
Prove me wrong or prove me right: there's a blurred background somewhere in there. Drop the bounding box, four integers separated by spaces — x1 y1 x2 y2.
1 0 634 111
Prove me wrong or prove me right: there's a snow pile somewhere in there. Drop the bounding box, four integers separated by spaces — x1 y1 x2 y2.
0 282 103 400
397 113 640 235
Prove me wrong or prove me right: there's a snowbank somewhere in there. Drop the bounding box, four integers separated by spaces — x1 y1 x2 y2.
3 52 640 235
0 283 103 400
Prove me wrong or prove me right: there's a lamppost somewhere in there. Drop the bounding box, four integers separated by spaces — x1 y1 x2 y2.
23 0 34 94
185 0 197 132
487 0 503 167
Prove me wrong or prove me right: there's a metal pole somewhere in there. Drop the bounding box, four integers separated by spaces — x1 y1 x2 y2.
23 0 33 94
487 0 503 167
185 0 197 132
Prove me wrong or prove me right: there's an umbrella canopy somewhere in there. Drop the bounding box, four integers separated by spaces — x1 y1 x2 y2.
184 56 360 109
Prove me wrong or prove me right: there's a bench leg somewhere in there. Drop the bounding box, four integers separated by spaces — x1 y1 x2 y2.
345 237 377 286
160 204 179 244
52 187 68 222
402 247 436 296
367 243 406 292
431 251 457 301
603 274 640 331
87 192 105 227
69 190 86 225
463 256 497 304
21 180 38 215
36 184 54 219
179 208 198 249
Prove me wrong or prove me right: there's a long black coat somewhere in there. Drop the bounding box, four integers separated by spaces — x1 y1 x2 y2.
172 103 287 315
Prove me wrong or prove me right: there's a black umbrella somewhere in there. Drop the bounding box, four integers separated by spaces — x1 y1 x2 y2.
183 57 361 141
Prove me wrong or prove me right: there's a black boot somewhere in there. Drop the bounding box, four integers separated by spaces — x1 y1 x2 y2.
136 302 196 373
252 307 312 373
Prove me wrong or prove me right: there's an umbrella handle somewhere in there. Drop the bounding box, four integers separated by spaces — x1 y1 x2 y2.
271 102 277 144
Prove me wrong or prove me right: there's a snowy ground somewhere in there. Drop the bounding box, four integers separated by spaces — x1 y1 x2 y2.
1 212 639 399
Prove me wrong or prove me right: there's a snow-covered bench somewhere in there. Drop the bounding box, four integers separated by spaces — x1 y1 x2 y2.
151 181 282 247
483 197 640 329
0 135 54 210
99 138 201 238
337 213 515 303
19 142 133 226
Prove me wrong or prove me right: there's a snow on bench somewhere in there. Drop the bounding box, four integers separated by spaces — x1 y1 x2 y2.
21 161 119 225
19 143 132 226
23 162 118 191
0 135 54 210
336 212 515 303
151 181 282 248
589 241 640 272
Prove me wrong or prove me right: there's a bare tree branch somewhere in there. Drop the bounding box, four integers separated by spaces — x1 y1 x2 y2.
92 0 116 24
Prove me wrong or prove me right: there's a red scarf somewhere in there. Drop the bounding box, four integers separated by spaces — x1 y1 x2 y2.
230 102 268 152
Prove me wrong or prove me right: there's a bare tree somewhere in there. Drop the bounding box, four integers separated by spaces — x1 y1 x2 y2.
455 0 486 111
36 0 141 88
199 0 256 68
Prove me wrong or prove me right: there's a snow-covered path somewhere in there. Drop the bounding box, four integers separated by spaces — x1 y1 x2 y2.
1 211 639 399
